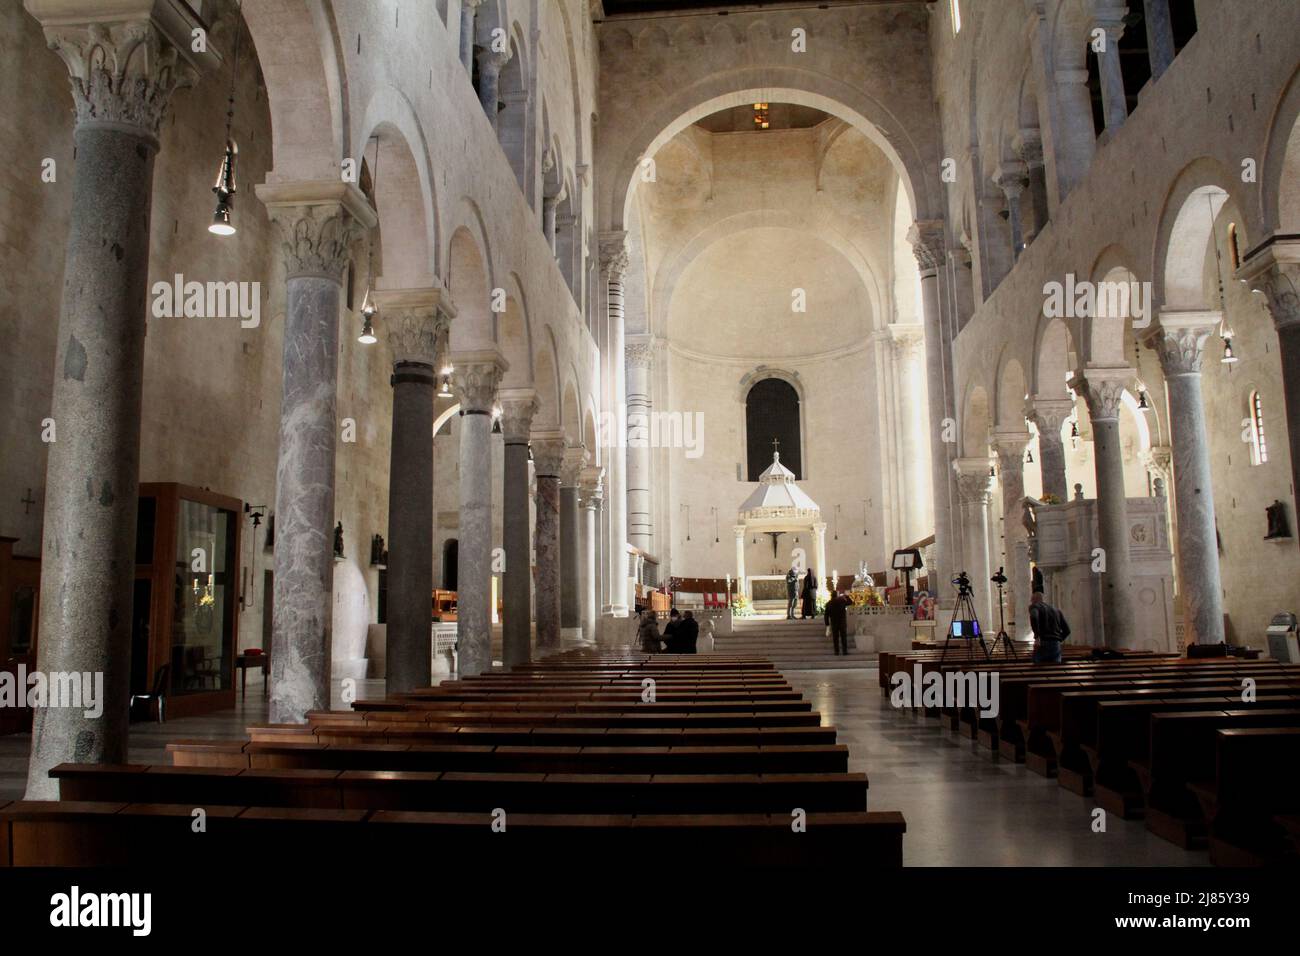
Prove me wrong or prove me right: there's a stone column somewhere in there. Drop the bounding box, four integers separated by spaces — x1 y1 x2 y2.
1092 15 1129 132
813 522 828 595
1070 366 1138 648
994 162 1029 261
1015 129 1049 244
475 47 511 131
560 445 586 636
452 349 508 675
531 432 565 654
890 325 928 542
1028 396 1074 502
1143 0 1176 81
376 289 454 693
459 0 483 73
1054 68 1096 197
497 387 537 668
258 184 376 721
578 467 604 642
23 7 212 798
1240 239 1300 535
734 525 747 597
1148 312 1226 645
599 233 631 617
626 336 655 556
907 222 955 590
953 460 994 625
542 194 560 253
993 430 1033 639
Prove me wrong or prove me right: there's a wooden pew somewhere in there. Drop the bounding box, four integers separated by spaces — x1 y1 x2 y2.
1187 728 1300 865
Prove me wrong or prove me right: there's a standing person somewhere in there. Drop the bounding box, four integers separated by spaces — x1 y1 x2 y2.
679 610 700 654
661 608 683 653
800 567 817 619
637 609 662 654
824 590 851 656
785 566 799 619
1028 589 1070 663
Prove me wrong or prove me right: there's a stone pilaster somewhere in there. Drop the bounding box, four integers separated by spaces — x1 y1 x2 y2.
1027 396 1074 504
23 0 216 799
374 287 455 693
599 232 631 619
578 467 604 643
1239 237 1300 544
1147 312 1225 645
560 445 586 635
1053 68 1096 197
993 430 1033 640
1143 0 1176 80
734 525 748 597
908 220 955 593
257 182 375 722
459 0 483 72
1091 9 1129 131
626 335 655 557
994 161 1029 260
1014 128 1049 243
498 388 538 668
531 432 566 654
452 349 508 675
953 459 995 624
1070 365 1138 648
889 324 928 544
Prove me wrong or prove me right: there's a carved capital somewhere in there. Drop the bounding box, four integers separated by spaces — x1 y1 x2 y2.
475 46 512 75
994 161 1029 197
257 181 377 281
1027 396 1075 440
579 466 605 506
953 459 993 505
496 387 538 443
907 220 945 275
561 445 587 487
625 338 654 371
1147 311 1219 377
888 324 925 362
1014 127 1044 168
1238 240 1300 332
599 231 630 280
450 349 508 413
1069 366 1132 421
373 288 454 368
530 431 566 478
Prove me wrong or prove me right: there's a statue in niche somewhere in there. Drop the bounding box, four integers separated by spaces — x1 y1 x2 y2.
1266 500 1292 540
370 534 388 567
334 522 345 560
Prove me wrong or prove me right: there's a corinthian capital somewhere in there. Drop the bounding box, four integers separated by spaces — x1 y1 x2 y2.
561 445 588 487
373 288 455 367
906 220 945 275
1147 311 1219 377
257 181 378 281
953 459 993 505
1068 366 1132 422
1026 396 1075 439
496 387 539 443
1238 237 1300 333
599 231 630 279
450 348 508 414
625 337 654 371
531 430 567 478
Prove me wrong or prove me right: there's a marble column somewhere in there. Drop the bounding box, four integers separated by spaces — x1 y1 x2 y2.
1092 15 1129 132
560 445 586 636
452 349 508 675
497 388 537 668
953 460 995 625
734 525 748 597
908 222 955 591
259 183 375 721
1240 239 1300 536
599 233 631 618
890 326 928 542
24 8 211 799
994 162 1029 261
1143 0 1176 81
813 522 828 595
1054 68 1096 197
993 430 1034 639
1015 128 1050 244
376 289 453 693
531 432 565 654
1028 396 1074 503
475 47 511 131
626 336 655 556
1149 313 1226 645
1070 366 1138 649
459 0 483 73
578 467 604 642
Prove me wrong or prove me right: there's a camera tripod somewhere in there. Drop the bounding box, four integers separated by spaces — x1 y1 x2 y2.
939 582 990 664
989 571 1018 660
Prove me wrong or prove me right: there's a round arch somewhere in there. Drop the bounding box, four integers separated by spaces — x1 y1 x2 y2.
1151 158 1245 311
355 108 437 288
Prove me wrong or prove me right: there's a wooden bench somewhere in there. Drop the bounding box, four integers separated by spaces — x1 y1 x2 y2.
1187 728 1300 865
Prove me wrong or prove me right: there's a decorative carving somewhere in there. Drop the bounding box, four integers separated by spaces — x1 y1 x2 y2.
1151 319 1215 377
497 389 538 444
1015 128 1044 168
561 445 587 487
385 309 442 367
1254 262 1300 332
625 340 654 370
598 232 630 279
475 46 512 76
906 220 945 275
1072 368 1131 421
44 19 196 139
266 203 367 281
452 357 505 413
531 436 566 478
579 466 605 507
1028 397 1074 438
994 162 1028 198
953 467 992 506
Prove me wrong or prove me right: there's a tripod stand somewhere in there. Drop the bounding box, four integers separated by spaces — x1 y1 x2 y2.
988 572 1018 660
939 582 990 664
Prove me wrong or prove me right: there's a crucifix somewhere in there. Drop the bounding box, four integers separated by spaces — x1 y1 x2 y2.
21 488 36 515
771 437 780 455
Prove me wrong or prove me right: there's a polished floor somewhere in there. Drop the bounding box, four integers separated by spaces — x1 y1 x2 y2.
0 668 1206 866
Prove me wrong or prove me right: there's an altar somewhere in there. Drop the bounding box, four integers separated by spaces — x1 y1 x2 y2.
733 451 828 599
748 575 790 603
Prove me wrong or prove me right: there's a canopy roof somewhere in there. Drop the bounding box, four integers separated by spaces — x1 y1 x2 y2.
738 452 820 522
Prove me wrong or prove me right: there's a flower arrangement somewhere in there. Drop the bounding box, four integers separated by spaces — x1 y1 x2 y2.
1040 493 1061 505
850 587 884 608
731 593 754 617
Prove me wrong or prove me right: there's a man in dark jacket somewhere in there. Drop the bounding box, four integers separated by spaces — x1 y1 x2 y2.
1029 589 1070 663
785 567 799 619
661 608 683 652
823 591 851 656
678 611 700 654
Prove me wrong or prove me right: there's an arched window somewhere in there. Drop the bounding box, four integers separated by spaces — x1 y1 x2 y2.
745 378 802 480
1249 390 1268 466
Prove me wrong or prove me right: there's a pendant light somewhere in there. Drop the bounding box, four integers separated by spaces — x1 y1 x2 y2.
358 135 381 345
1207 193 1239 365
208 2 242 236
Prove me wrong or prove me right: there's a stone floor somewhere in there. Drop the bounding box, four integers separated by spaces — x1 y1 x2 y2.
0 668 1208 866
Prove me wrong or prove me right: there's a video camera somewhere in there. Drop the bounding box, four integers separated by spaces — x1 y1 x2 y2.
990 566 1008 586
951 571 972 596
